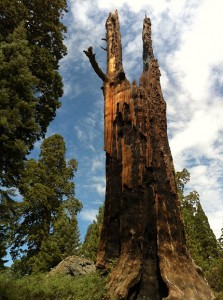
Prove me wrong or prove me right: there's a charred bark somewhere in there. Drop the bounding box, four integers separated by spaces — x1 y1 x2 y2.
84 10 214 300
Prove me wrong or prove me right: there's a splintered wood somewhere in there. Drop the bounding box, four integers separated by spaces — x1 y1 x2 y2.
84 10 214 300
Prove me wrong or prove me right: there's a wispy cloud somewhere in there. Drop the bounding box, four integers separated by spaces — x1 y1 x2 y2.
91 156 104 172
79 208 98 222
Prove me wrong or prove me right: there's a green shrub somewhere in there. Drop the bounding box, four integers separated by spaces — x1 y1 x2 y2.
0 270 107 300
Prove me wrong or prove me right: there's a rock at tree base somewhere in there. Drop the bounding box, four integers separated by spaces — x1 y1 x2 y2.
48 256 95 276
84 10 214 300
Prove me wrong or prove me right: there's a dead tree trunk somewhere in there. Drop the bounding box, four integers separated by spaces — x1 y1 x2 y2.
84 10 214 300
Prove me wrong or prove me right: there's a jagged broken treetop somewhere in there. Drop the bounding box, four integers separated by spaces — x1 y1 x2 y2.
84 10 157 83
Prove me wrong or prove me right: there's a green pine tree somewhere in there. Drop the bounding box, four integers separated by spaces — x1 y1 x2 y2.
0 22 39 186
176 169 222 293
32 198 82 273
81 205 104 262
0 0 67 187
9 134 82 274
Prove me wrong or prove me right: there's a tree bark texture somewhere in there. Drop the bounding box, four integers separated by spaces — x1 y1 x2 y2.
84 10 214 300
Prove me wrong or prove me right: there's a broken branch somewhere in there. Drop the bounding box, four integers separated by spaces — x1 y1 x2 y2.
83 47 107 82
100 46 107 51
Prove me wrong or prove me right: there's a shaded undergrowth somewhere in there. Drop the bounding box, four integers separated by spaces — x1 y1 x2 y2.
0 270 107 300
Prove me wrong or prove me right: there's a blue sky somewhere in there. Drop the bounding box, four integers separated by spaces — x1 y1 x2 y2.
31 0 223 240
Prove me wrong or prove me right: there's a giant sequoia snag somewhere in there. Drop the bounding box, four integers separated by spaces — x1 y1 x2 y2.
84 11 214 300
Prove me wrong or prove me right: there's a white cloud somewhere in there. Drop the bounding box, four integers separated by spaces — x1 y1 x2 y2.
64 82 81 97
79 208 98 222
170 105 223 158
74 126 85 141
95 184 106 196
73 106 103 145
91 176 106 196
209 211 223 238
91 156 104 172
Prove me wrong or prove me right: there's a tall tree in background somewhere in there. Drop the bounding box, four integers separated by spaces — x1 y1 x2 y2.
210 228 223 296
176 169 223 292
81 205 104 262
0 23 39 186
31 198 82 273
9 134 82 274
0 0 67 187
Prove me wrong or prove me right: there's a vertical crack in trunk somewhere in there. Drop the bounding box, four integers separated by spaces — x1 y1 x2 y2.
84 10 214 300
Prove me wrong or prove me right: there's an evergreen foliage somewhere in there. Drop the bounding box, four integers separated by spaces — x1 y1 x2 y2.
0 0 67 187
0 227 7 270
31 202 82 273
211 228 223 295
81 205 104 262
219 228 223 250
0 189 17 269
0 23 39 186
176 169 223 293
9 134 82 274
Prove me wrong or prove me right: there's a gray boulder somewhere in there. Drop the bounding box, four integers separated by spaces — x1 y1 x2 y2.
48 255 95 276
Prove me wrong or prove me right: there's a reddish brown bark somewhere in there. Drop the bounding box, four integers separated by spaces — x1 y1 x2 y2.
84 10 214 300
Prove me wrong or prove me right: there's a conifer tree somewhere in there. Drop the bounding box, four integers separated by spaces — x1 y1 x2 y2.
0 0 67 187
81 205 104 262
0 22 39 186
31 198 82 273
1 0 68 269
176 169 222 291
9 134 81 274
